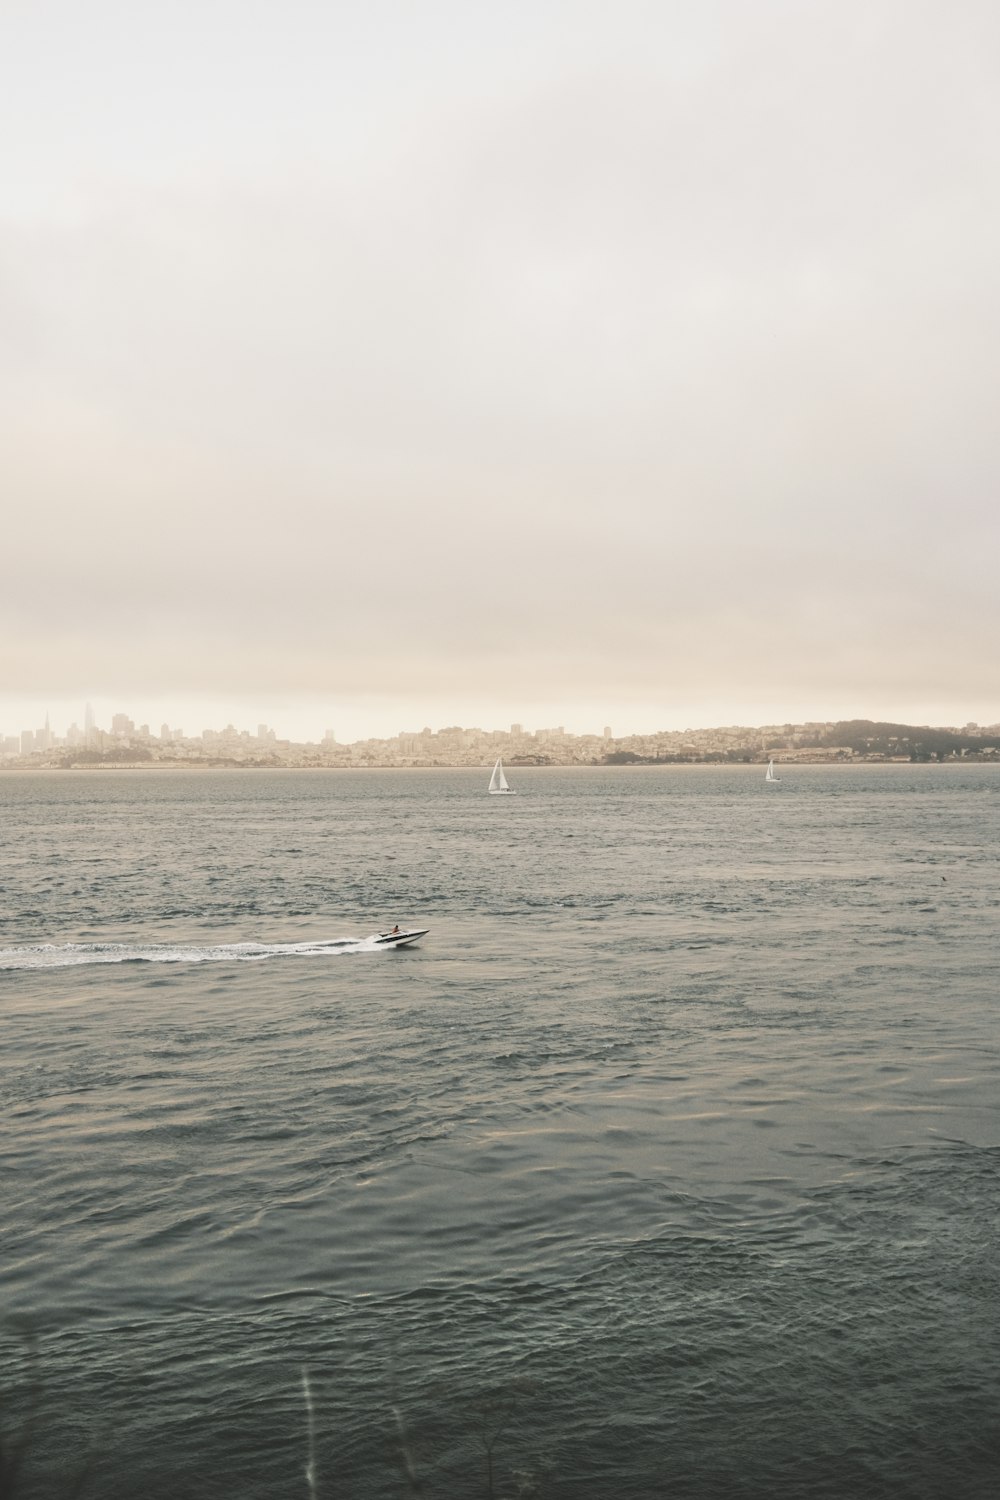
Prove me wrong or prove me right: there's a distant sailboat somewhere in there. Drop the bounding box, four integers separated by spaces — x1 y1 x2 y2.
488 757 515 795
765 759 781 783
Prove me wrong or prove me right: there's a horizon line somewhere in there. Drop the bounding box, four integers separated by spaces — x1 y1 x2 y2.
4 707 999 750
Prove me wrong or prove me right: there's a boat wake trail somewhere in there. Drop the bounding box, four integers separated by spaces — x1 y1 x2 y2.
0 937 394 971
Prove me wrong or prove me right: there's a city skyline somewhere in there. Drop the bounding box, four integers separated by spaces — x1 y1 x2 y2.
3 696 997 756
4 3 999 736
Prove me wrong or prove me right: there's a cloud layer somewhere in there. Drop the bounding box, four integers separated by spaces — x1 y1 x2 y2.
3 1 999 734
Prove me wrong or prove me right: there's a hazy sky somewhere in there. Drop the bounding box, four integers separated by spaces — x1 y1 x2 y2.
3 0 999 742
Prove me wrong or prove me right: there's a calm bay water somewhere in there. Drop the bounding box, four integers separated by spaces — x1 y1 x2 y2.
2 766 998 1498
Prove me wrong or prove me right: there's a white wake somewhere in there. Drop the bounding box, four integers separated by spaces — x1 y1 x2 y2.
0 937 389 970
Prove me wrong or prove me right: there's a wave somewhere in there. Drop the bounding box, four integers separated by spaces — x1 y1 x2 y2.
0 936 392 970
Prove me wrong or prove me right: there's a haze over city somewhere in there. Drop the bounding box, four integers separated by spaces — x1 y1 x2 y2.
5 700 998 770
3 2 999 737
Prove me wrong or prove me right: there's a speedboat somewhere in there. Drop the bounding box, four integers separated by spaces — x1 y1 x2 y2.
372 928 429 948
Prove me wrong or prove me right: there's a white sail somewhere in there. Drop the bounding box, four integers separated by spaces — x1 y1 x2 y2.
765 760 781 782
488 757 514 794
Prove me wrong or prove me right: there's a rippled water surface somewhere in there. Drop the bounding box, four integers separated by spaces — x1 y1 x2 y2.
2 766 999 1498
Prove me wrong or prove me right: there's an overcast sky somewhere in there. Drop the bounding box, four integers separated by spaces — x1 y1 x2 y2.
3 0 998 742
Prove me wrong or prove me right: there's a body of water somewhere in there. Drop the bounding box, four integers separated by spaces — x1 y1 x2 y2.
2 766 998 1497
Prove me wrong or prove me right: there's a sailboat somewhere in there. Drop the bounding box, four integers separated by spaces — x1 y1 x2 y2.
765 759 781 783
488 757 515 795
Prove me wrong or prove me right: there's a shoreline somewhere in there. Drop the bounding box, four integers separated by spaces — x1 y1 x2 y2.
3 758 999 773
